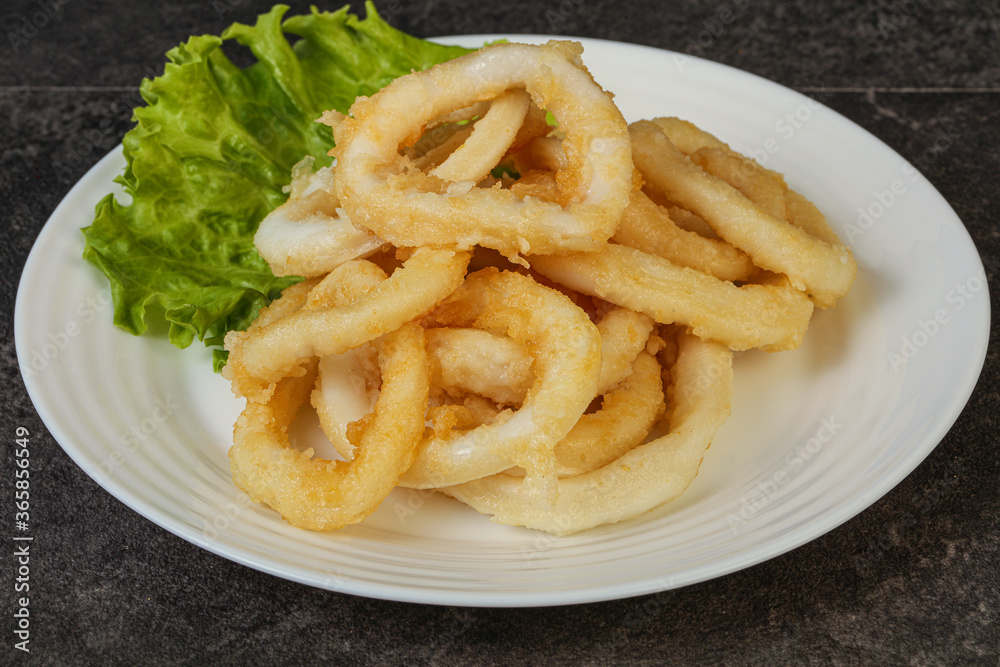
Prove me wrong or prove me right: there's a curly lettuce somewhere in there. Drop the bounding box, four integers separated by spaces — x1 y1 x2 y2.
82 3 472 370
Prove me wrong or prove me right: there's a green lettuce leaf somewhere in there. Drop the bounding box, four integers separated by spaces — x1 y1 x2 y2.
81 3 472 370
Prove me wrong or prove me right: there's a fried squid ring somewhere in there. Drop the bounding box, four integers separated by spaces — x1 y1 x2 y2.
652 116 794 223
428 88 531 183
408 125 475 172
612 190 756 282
240 276 321 331
629 120 856 307
305 258 388 310
512 136 568 174
399 268 602 500
426 327 533 406
592 306 656 392
783 188 846 246
229 320 430 531
689 147 788 221
663 204 719 239
530 243 814 352
253 158 387 278
508 140 754 282
333 41 632 257
443 332 733 536
649 116 731 156
505 165 754 283
425 305 654 406
552 350 665 477
502 350 666 479
223 246 470 402
312 345 378 462
306 261 388 462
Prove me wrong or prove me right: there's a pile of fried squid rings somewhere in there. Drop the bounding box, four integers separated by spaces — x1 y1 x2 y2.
222 41 856 536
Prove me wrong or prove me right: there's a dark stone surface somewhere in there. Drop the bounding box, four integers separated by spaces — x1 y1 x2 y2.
1 0 997 664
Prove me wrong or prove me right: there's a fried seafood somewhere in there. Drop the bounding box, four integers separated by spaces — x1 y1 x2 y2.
629 120 856 307
224 40 855 536
426 89 531 183
530 243 814 352
332 41 633 257
424 305 653 407
399 268 602 499
253 158 387 278
443 333 732 536
223 246 469 402
229 272 430 531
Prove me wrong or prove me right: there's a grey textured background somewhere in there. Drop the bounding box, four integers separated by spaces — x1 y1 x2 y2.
2 0 998 664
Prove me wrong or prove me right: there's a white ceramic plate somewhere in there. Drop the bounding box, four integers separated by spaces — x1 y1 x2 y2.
15 37 990 607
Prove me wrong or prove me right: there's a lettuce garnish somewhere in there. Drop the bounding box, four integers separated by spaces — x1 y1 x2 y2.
82 3 472 370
